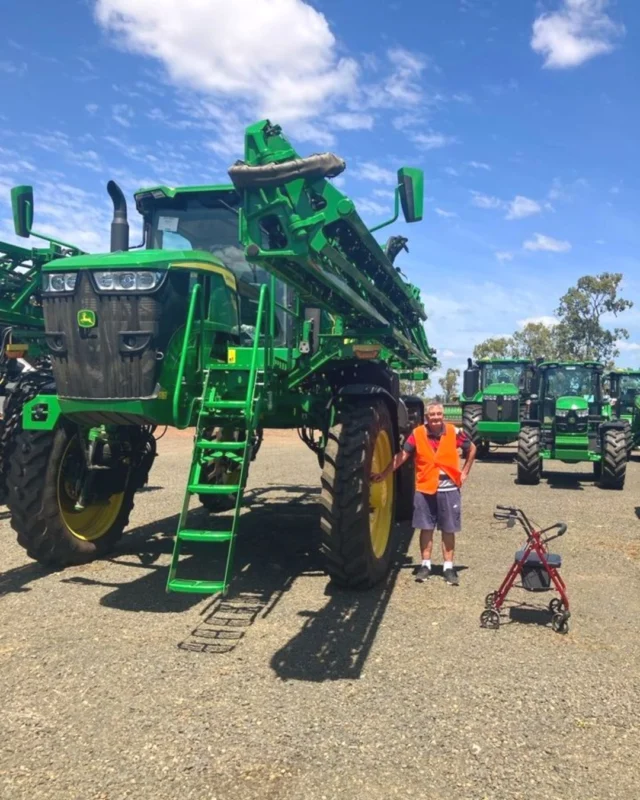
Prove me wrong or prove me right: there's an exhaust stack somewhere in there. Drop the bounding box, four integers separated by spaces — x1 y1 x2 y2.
107 180 129 252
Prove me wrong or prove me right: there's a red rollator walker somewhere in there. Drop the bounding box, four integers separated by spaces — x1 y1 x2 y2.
480 505 570 634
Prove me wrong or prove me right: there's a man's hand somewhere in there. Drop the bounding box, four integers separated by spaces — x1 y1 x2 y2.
371 469 389 484
460 471 469 487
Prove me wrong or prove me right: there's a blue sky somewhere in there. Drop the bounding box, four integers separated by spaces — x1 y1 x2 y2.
1 0 639 381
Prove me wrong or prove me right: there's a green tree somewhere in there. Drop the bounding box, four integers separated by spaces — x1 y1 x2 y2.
400 378 431 398
511 321 560 361
438 368 460 401
553 273 633 364
472 336 514 360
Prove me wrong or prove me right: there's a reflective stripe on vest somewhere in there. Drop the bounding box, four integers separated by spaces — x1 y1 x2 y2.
414 423 462 495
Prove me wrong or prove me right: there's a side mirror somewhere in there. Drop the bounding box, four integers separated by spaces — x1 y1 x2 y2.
397 167 424 223
11 185 34 238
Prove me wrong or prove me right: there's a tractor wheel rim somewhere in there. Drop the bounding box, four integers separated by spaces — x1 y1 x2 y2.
57 438 124 542
369 429 393 558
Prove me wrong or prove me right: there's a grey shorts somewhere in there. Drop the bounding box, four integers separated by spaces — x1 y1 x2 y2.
412 489 461 533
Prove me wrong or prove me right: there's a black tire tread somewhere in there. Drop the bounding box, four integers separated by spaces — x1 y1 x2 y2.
8 425 136 566
320 401 395 588
600 428 626 490
516 426 542 485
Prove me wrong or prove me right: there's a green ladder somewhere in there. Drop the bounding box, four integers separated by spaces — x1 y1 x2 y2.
166 364 265 596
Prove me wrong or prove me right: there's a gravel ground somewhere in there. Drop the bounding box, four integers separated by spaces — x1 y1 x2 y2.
1 429 639 800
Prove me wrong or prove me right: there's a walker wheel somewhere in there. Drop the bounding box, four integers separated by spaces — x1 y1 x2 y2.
549 598 564 614
480 609 500 629
551 612 569 634
485 592 498 609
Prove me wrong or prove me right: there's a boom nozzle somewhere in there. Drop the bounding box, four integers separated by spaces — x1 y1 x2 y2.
107 180 129 252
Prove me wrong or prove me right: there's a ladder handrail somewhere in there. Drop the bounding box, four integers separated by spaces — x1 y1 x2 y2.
245 283 271 419
172 281 203 429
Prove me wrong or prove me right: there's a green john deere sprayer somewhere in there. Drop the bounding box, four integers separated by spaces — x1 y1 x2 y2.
608 368 640 457
460 358 535 457
516 361 627 489
3 119 437 595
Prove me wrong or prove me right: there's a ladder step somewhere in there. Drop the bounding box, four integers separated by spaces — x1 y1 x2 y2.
178 529 233 542
205 400 246 409
167 578 226 595
188 483 240 495
196 440 246 450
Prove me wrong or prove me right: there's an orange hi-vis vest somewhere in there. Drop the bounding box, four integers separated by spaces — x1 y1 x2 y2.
413 423 462 495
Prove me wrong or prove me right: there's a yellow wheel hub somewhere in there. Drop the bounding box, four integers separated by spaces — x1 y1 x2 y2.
57 439 125 542
369 429 394 558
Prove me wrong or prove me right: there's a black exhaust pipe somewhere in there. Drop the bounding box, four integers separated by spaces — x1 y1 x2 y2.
107 180 129 252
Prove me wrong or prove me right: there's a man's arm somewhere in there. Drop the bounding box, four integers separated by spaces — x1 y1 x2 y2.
371 449 411 482
460 440 477 485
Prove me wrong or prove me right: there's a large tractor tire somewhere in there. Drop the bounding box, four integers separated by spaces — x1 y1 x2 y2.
8 423 139 567
320 399 396 588
516 426 542 485
599 428 626 490
463 403 490 458
0 370 55 504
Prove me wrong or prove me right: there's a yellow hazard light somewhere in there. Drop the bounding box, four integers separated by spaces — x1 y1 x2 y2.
5 344 27 359
353 345 381 360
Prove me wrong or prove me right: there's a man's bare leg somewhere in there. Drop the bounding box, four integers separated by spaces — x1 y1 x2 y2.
441 531 458 585
420 529 434 561
415 529 435 582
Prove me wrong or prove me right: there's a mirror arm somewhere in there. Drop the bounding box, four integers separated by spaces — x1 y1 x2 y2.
368 185 400 234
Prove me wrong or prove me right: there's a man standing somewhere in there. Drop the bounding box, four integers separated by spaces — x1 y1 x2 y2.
372 402 476 585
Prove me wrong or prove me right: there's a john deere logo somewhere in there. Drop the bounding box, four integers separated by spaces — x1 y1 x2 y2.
78 310 96 328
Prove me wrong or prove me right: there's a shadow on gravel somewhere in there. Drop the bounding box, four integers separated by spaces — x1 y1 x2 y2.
0 561 59 598
541 471 593 490
506 603 554 629
634 507 640 520
269 522 415 683
60 485 325 647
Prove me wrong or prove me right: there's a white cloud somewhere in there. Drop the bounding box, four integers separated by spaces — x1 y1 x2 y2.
495 251 514 262
353 161 397 186
95 0 359 124
412 131 458 150
452 92 473 104
86 103 99 114
517 315 558 328
444 167 460 177
372 188 395 199
442 349 457 358
354 197 388 217
435 208 457 218
531 0 625 69
505 195 542 220
370 48 427 107
523 233 572 253
0 60 27 76
617 341 640 352
595 239 605 245
112 103 134 127
327 112 374 130
470 191 502 210
467 161 490 170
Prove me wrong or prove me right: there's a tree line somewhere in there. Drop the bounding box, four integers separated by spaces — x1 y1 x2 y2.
400 273 634 402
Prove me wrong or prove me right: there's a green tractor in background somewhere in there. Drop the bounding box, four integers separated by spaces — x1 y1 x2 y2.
460 358 535 457
3 119 437 597
608 368 640 458
516 361 627 488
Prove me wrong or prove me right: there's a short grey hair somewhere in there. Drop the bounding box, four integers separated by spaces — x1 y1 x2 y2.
426 402 444 413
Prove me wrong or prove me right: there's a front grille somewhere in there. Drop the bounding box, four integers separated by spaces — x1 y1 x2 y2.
483 396 519 422
555 415 588 434
42 271 186 400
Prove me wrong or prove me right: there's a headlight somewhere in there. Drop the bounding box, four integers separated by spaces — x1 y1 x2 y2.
575 409 588 418
555 409 569 417
42 272 77 293
92 270 165 292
